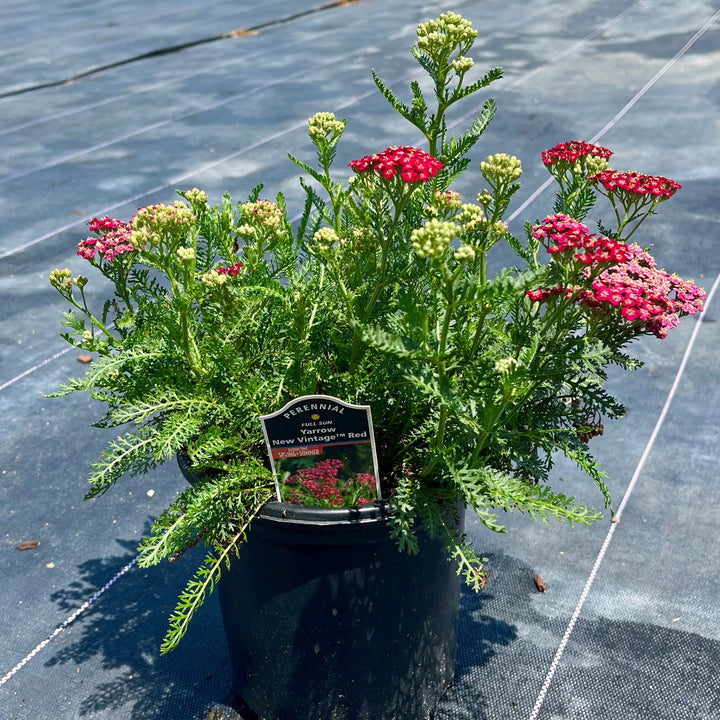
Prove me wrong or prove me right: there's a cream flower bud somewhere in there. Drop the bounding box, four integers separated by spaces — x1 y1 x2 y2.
492 220 508 236
49 267 72 289
585 155 610 175
313 227 340 252
481 153 522 183
201 271 228 287
184 188 208 206
411 220 457 259
308 112 346 143
452 56 474 74
176 246 195 262
235 224 255 237
454 245 476 262
495 357 519 375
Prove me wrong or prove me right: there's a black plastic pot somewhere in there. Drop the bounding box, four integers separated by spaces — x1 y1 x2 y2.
178 454 463 720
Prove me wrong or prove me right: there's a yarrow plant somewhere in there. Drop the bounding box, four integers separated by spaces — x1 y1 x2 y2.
49 11 704 652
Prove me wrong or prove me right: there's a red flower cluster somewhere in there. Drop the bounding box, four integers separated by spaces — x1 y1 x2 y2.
532 214 633 265
527 213 705 338
78 217 135 262
284 458 376 507
542 141 613 166
215 263 243 276
348 146 443 183
590 170 681 198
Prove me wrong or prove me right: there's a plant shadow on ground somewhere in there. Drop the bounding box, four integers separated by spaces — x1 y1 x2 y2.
45 535 525 720
45 532 234 720
436 551 522 720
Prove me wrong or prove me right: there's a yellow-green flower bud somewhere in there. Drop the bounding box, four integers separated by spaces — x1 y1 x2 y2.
242 200 283 228
132 202 195 240
347 227 373 250
411 220 457 259
417 12 478 53
492 220 508 236
477 190 493 207
454 244 476 262
184 188 208 206
73 275 88 288
49 267 72 289
585 155 610 176
235 223 254 237
313 227 340 252
495 357 519 375
427 190 462 218
452 56 474 74
481 153 522 184
201 271 228 287
308 112 346 143
458 204 488 232
176 246 195 262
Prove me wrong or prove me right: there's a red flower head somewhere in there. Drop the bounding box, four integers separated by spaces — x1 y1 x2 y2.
542 141 613 166
348 146 443 183
215 262 243 276
590 170 681 199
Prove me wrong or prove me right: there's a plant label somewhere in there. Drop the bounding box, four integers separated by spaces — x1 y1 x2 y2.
260 395 381 506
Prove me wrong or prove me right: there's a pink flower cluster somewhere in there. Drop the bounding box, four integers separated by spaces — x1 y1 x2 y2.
77 217 135 262
527 213 705 338
590 170 681 198
541 141 613 166
284 458 376 507
348 146 443 183
215 263 243 276
586 261 704 337
532 214 633 265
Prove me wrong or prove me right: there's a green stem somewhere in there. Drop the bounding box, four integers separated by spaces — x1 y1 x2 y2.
69 289 117 342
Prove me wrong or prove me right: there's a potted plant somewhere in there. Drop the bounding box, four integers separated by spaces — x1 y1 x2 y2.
48 10 704 720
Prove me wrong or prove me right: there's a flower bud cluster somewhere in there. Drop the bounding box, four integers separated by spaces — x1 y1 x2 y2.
183 188 208 207
49 267 72 289
201 263 243 287
426 190 462 218
481 153 522 184
417 11 478 55
411 220 457 259
494 357 519 375
454 244 476 263
346 227 373 251
313 227 340 252
307 112 346 144
132 202 195 243
457 204 488 233
451 56 474 74
241 199 284 228
176 246 196 262
235 223 255 237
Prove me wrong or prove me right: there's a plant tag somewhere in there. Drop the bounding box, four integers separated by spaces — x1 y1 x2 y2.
260 395 381 506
